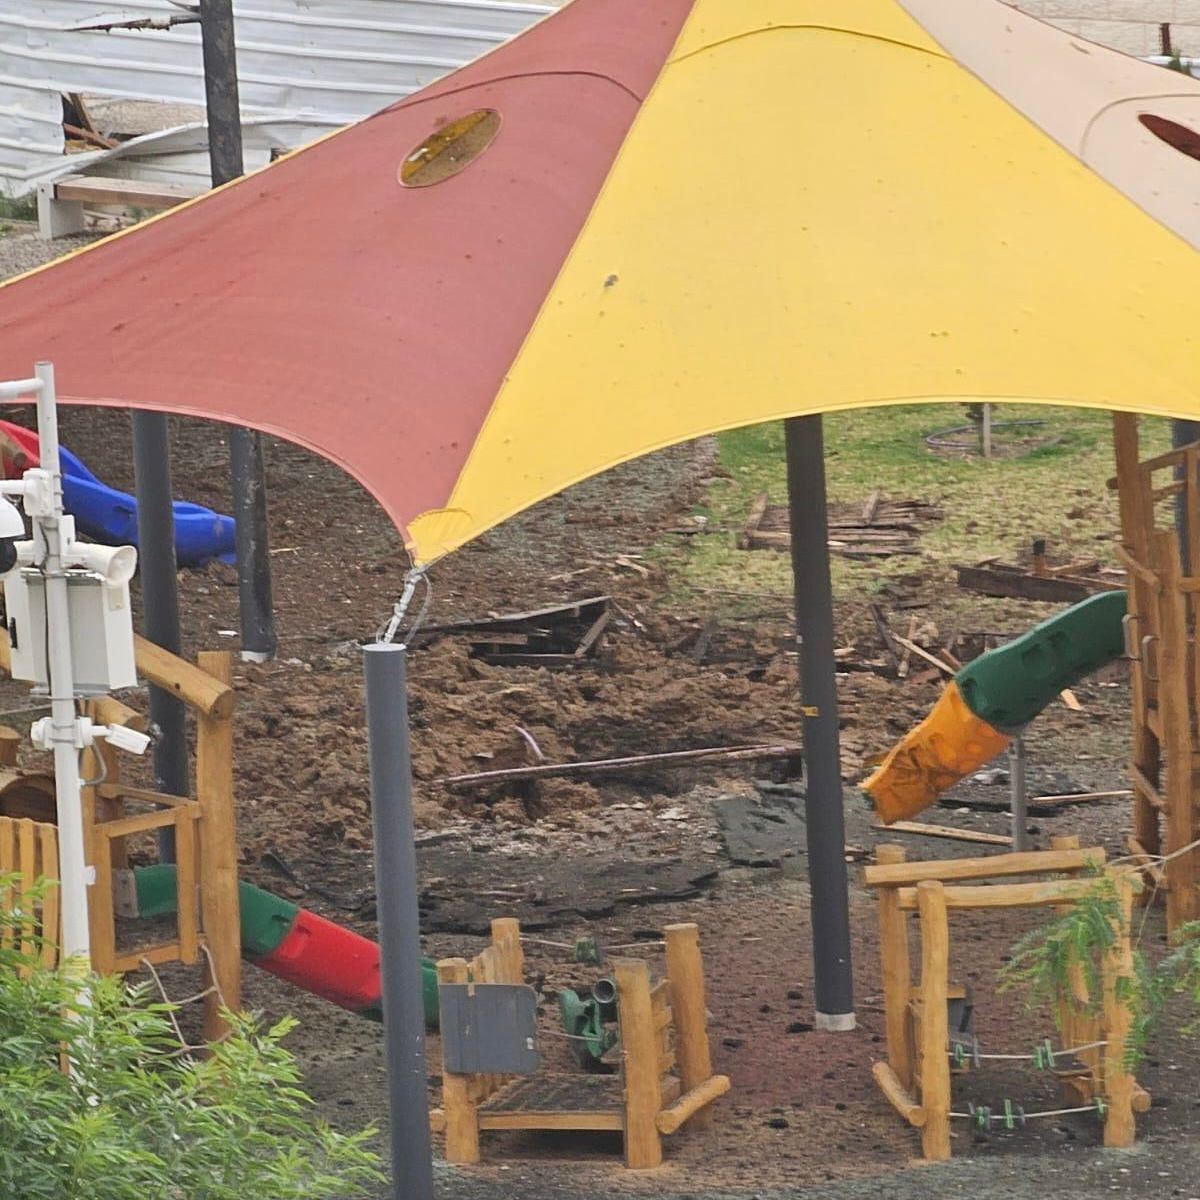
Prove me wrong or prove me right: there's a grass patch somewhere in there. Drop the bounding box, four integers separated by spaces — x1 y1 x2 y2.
655 403 1172 609
0 194 36 222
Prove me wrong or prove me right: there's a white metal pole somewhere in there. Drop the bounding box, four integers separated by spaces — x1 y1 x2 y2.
33 361 91 969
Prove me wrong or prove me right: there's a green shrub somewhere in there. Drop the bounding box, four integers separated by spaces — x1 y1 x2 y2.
0 879 383 1200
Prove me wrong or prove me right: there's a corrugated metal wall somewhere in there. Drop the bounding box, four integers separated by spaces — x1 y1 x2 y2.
1014 1 1200 57
0 0 553 192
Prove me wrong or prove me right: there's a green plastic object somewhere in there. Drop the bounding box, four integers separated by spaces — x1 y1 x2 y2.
955 590 1127 733
558 984 618 1068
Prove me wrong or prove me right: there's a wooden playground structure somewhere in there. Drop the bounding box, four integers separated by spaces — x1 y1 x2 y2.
865 838 1145 1160
1112 414 1200 931
430 919 729 1169
0 633 241 1040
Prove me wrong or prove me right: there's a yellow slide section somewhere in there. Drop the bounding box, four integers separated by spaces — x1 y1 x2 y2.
864 682 1011 824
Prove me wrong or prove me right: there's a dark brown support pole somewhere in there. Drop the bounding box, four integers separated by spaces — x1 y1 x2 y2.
199 0 276 662
784 415 855 1029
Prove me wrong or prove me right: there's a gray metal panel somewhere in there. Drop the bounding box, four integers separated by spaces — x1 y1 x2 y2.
439 983 539 1076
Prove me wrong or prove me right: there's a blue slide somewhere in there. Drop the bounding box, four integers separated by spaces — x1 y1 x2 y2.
0 421 236 568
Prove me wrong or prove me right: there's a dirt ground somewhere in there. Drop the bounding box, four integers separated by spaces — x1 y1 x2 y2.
1 231 1195 1197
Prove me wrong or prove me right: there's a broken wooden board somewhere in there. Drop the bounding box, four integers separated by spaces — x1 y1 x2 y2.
874 820 1012 847
955 561 1124 603
716 791 807 873
411 596 611 667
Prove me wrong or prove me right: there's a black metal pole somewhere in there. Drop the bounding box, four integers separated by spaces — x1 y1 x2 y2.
364 644 434 1200
199 0 276 662
132 411 188 860
784 415 855 1030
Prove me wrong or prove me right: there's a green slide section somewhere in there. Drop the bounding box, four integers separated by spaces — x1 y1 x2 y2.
956 590 1127 733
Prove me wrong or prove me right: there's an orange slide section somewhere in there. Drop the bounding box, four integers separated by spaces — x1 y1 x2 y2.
864 681 1012 824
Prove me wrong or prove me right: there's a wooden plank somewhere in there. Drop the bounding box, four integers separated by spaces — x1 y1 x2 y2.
39 823 58 968
437 958 480 1163
1152 532 1199 932
862 489 882 524
54 173 199 209
196 651 241 1043
478 1110 625 1131
1101 871 1137 1147
1113 544 1161 592
890 636 956 677
0 817 15 950
438 743 803 788
664 924 714 1130
655 1075 731 1135
17 819 35 963
98 783 194 809
174 806 199 965
1126 835 1166 888
137 637 234 718
917 882 951 1160
113 941 186 972
875 845 914 1088
615 957 663 1169
875 820 1011 847
865 847 1104 888
95 808 187 841
872 1061 925 1127
1033 789 1134 805
738 491 770 549
955 563 1097 603
896 877 1109 912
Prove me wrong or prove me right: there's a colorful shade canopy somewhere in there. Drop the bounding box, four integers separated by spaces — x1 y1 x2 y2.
1 0 1199 566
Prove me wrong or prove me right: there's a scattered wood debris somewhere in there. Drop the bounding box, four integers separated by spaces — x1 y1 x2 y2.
411 596 611 668
739 493 941 558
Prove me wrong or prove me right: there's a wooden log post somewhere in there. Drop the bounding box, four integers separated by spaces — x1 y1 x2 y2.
664 923 716 1130
1152 532 1199 931
195 651 241 1043
1101 870 1137 1148
1050 836 1101 1083
874 844 914 1088
1113 415 1163 863
917 880 951 1161
437 957 480 1164
615 957 664 1169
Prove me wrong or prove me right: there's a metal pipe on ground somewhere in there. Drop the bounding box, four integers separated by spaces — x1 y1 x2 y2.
784 415 855 1030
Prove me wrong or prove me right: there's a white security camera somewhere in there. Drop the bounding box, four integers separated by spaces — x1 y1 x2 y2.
0 495 25 576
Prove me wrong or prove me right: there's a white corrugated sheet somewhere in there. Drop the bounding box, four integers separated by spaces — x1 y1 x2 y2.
0 0 554 193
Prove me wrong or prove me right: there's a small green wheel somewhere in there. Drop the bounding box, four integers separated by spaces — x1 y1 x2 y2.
951 1042 966 1069
1033 1039 1055 1070
1093 1096 1108 1121
969 1103 991 1131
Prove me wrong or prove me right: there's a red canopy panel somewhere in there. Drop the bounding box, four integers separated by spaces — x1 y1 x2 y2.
0 0 693 545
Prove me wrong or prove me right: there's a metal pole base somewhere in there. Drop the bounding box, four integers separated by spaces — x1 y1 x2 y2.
815 1011 858 1033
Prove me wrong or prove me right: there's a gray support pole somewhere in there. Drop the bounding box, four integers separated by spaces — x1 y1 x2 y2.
1009 736 1029 852
784 415 855 1030
132 411 188 860
363 643 434 1200
199 0 277 662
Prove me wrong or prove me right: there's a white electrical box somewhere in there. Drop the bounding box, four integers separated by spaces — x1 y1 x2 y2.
5 568 137 695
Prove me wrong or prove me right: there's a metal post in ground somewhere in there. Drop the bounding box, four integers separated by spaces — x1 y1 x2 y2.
132 411 187 859
1009 736 1029 851
199 0 276 662
364 643 434 1200
784 415 855 1031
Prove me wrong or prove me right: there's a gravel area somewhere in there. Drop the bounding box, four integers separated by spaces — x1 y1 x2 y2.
0 226 101 281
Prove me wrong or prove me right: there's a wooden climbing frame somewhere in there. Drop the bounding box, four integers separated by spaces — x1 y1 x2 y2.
0 633 241 1041
430 919 729 1168
1112 414 1200 930
865 841 1144 1160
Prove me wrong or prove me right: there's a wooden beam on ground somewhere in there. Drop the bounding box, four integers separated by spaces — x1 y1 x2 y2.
873 820 1011 847
437 743 802 789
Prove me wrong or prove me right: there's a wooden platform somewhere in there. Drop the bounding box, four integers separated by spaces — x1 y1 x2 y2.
478 1075 624 1131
